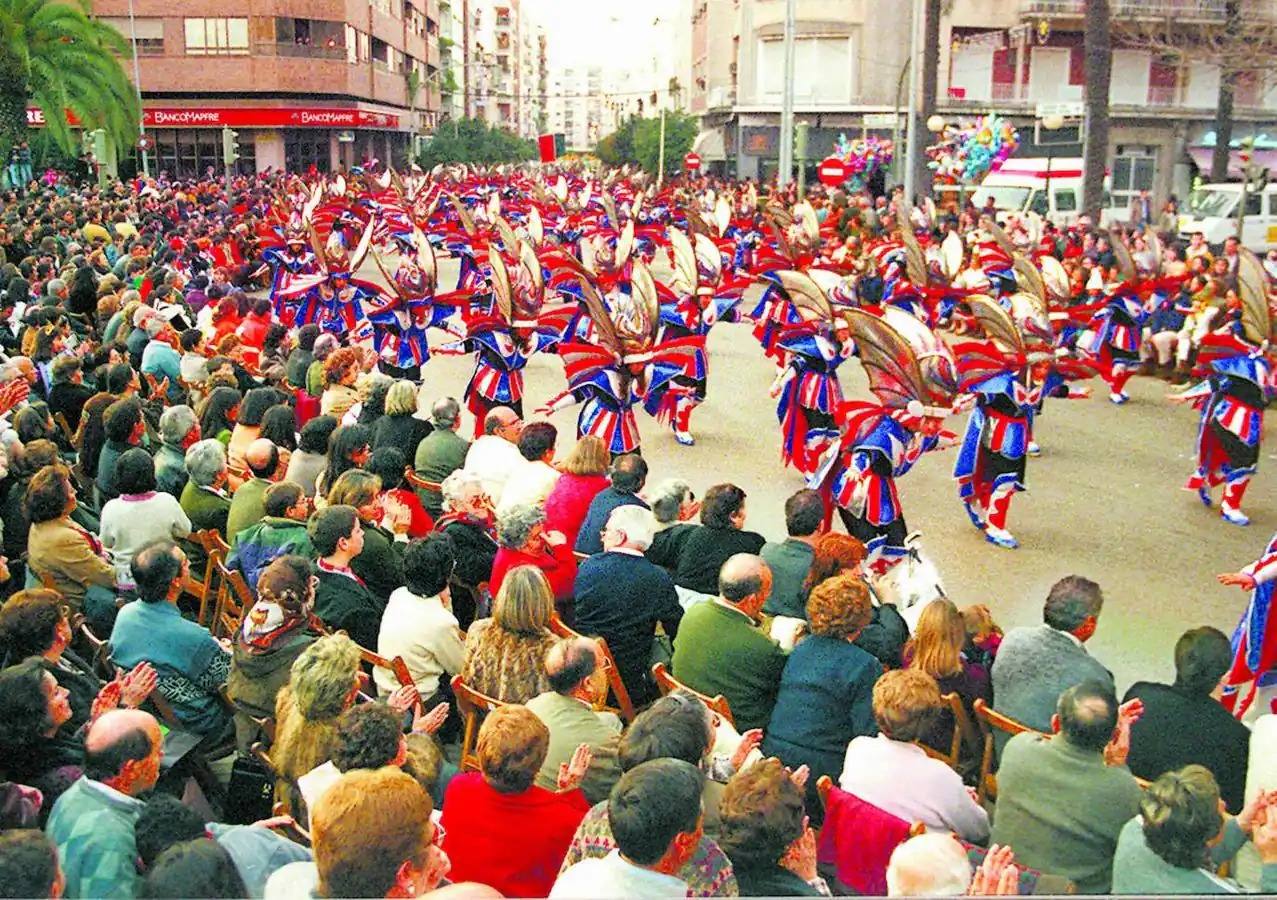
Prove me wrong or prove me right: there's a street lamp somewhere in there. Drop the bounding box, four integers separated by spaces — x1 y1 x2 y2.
1041 113 1064 214
927 114 946 134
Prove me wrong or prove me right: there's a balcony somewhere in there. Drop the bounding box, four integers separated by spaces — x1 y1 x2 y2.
253 41 346 61
1021 0 1227 19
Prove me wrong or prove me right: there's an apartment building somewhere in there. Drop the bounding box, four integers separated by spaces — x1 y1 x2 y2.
439 0 466 121
465 0 542 137
89 0 442 176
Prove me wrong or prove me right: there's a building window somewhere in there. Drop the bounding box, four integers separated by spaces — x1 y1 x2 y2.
755 36 853 105
145 128 254 179
1110 149 1157 211
285 129 331 173
184 18 249 55
98 17 165 55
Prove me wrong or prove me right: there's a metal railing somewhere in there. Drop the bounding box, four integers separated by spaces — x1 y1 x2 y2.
1022 0 1226 15
253 41 346 60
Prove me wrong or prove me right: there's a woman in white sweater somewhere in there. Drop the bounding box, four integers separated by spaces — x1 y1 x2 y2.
99 447 192 590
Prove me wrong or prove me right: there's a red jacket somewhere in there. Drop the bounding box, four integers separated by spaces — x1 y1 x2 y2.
440 772 589 898
489 540 578 603
236 311 272 350
543 473 609 548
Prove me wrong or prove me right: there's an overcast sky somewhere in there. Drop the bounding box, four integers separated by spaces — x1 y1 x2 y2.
525 0 686 71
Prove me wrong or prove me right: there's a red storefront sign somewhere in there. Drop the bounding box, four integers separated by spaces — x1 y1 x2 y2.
27 105 400 130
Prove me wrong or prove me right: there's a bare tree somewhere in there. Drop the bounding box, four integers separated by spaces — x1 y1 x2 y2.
1118 0 1277 181
1083 0 1113 221
914 0 942 200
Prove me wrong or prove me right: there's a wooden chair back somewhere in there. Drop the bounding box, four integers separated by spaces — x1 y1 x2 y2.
815 775 925 894
211 559 253 640
54 412 76 445
650 662 735 728
355 644 420 711
549 616 636 723
973 698 1040 802
190 530 230 627
451 674 506 772
917 692 979 773
77 619 116 682
405 471 442 493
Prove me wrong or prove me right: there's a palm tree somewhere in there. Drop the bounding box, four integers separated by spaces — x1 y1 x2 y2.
0 0 140 156
1082 0 1112 222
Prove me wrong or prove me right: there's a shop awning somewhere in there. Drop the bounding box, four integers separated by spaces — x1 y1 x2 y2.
1187 146 1277 179
692 129 727 162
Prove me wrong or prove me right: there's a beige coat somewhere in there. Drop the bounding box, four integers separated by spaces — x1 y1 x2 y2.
27 518 117 613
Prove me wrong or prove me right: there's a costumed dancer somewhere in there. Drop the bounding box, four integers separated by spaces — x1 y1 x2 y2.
1169 249 1275 526
952 297 1047 550
255 228 317 324
811 307 957 574
274 216 378 335
765 271 853 476
538 261 703 456
646 228 749 445
1076 231 1147 405
747 200 820 365
1218 531 1277 717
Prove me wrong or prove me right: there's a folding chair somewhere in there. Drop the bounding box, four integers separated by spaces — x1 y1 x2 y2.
550 616 636 723
211 559 253 640
191 530 230 627
353 643 420 710
650 662 735 728
451 674 506 772
76 618 116 682
917 692 979 773
972 698 1041 803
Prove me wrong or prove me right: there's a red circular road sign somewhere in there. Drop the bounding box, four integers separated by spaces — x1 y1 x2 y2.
683 152 701 171
818 156 848 187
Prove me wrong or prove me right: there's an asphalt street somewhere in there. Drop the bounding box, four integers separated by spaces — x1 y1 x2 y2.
369 255 1275 691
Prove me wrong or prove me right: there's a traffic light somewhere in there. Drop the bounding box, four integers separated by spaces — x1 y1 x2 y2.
221 126 240 167
795 121 810 161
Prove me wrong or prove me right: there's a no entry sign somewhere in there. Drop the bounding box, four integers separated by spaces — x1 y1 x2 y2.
818 156 848 187
683 152 701 171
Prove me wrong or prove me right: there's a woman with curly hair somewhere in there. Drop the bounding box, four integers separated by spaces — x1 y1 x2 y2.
717 757 822 897
803 532 907 670
320 346 363 420
0 658 81 816
762 572 880 816
461 565 558 703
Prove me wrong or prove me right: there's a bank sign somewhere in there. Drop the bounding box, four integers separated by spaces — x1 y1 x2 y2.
27 106 401 130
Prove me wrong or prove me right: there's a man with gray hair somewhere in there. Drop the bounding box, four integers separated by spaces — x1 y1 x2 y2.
180 438 232 537
887 833 1024 896
574 504 683 706
414 395 470 517
527 637 623 804
991 575 1114 736
41 277 67 308
462 405 523 506
672 553 786 732
155 404 200 498
645 478 700 573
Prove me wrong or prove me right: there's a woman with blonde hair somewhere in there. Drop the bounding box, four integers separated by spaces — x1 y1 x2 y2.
371 380 431 461
903 598 990 762
543 435 611 547
803 533 908 669
460 565 558 703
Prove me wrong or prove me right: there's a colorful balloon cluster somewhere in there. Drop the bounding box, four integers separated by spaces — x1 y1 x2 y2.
832 134 894 192
927 114 1020 183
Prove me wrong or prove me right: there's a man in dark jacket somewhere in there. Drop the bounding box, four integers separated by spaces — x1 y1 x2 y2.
46 355 95 431
310 505 383 651
574 453 649 556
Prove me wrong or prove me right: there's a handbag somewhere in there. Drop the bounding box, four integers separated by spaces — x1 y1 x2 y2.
223 753 275 825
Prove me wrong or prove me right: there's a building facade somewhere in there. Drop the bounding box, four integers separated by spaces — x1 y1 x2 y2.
90 0 443 177
439 0 466 122
690 0 1277 203
464 0 541 137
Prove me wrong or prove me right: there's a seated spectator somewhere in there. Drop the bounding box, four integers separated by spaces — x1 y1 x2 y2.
180 439 234 539
0 658 81 812
462 565 558 704
673 554 784 731
47 709 163 900
376 535 465 704
991 575 1113 736
573 505 683 707
904 598 992 762
462 406 524 506
155 404 200 498
673 484 766 596
179 328 210 386
303 334 337 399
133 794 310 898
1114 764 1277 894
111 541 232 741
310 505 384 651
47 354 95 430
228 556 322 751
434 471 498 598
140 838 248 900
285 415 337 500
24 463 116 621
259 405 298 479
140 316 184 403
226 438 281 541
327 468 406 603
490 503 577 607
552 759 705 899
1124 626 1250 813
0 830 63 900
315 423 371 499
77 392 115 482
285 324 318 390
840 668 989 842
717 757 824 897
763 573 880 811
761 489 823 619
991 681 1143 893
226 481 313 592
319 347 363 421
559 693 743 893
498 421 561 513
574 453 648 556
271 633 362 818
368 447 433 539
197 385 242 453
804 533 907 668
265 766 452 900
96 395 145 503
528 638 623 804
543 435 610 548
887 833 1019 897
372 380 432 461
413 397 469 518
440 704 592 897
99 448 193 590
644 478 700 573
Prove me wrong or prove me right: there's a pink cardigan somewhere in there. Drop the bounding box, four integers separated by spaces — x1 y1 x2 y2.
543 473 609 547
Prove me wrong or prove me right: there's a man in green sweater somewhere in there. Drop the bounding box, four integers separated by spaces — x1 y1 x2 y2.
47 709 163 900
671 553 787 732
226 439 281 542
991 681 1143 893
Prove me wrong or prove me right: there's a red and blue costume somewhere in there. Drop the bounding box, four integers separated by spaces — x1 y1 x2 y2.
1221 532 1277 717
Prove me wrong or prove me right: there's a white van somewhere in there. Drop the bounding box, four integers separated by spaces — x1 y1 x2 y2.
967 158 1124 227
1178 182 1277 252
